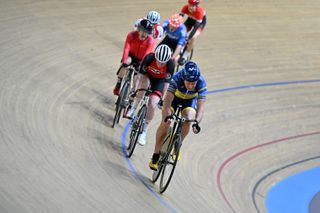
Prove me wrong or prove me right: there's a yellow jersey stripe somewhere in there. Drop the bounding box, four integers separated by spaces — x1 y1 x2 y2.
175 90 198 99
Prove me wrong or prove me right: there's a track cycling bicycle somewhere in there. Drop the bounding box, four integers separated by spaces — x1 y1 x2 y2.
126 88 163 157
151 104 197 193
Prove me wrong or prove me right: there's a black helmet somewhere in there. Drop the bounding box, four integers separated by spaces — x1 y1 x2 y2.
139 19 153 34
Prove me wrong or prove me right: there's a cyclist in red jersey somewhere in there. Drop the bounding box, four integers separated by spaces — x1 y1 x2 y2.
127 44 175 145
179 0 207 64
113 19 156 96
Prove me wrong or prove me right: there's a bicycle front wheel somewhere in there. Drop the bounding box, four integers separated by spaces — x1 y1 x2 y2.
112 81 130 128
151 129 172 183
126 105 147 157
159 134 182 193
112 96 121 128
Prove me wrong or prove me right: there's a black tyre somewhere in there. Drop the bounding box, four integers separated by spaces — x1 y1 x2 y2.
159 134 182 193
151 130 172 183
112 81 130 128
126 105 147 158
112 96 121 128
118 81 131 120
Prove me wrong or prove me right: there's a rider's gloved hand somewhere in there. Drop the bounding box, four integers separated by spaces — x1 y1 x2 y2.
192 121 201 134
121 63 130 68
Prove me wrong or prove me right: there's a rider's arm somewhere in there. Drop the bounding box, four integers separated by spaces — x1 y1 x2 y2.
195 78 207 123
163 59 175 97
162 91 175 119
180 5 188 17
163 82 170 99
139 53 154 74
165 60 175 83
121 33 132 64
173 26 187 60
195 98 205 123
172 45 182 60
162 79 177 118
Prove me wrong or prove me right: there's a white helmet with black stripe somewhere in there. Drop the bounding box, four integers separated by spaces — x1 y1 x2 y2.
155 45 172 63
147 11 160 24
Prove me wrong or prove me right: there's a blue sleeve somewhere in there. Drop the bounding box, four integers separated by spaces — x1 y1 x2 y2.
168 79 178 93
177 25 187 46
162 20 169 32
197 77 207 99
168 72 181 93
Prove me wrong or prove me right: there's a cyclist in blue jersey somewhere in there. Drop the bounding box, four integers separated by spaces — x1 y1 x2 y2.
149 61 206 170
158 13 187 64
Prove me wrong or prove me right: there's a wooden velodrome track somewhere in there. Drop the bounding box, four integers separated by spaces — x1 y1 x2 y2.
1 0 319 212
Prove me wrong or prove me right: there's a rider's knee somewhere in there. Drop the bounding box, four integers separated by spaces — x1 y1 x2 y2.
148 96 159 109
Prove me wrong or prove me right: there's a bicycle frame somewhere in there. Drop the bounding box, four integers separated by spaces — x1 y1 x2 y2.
126 88 163 157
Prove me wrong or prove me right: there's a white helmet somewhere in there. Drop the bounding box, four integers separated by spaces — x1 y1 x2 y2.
155 45 172 63
147 11 160 24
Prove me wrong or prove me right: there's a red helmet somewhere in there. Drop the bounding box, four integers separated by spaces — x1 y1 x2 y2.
169 14 183 28
188 0 200 6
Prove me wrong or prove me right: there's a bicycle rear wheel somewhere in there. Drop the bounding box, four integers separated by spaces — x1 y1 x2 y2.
126 105 147 157
159 134 182 193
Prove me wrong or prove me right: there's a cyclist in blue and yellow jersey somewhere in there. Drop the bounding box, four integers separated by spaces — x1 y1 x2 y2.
149 61 206 170
158 13 187 64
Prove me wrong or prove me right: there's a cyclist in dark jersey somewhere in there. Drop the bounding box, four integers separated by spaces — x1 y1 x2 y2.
149 61 206 170
128 44 175 145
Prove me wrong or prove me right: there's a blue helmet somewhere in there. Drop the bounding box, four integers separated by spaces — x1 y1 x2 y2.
182 61 200 82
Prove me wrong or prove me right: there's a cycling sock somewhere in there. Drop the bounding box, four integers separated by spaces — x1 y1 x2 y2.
143 121 149 132
152 153 160 163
